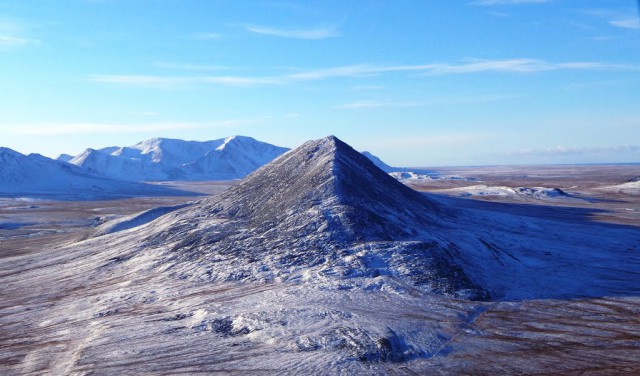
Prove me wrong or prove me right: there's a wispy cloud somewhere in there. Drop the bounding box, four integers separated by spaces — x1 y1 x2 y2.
90 74 282 87
0 18 38 49
285 64 438 80
468 0 551 5
349 85 386 91
336 94 519 110
191 32 222 40
90 75 190 88
422 58 634 74
0 35 33 46
335 100 421 110
91 58 640 88
10 122 200 136
155 62 233 71
517 145 640 156
581 8 640 30
244 24 339 39
609 18 640 29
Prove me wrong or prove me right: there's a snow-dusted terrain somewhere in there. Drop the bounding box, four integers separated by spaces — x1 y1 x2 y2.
1 137 639 374
447 185 578 201
0 147 184 198
63 136 289 181
598 177 640 195
390 171 471 182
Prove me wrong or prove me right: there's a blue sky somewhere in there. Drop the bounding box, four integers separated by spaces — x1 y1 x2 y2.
1 0 639 166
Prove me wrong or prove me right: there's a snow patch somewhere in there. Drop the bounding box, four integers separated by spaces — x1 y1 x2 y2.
450 185 576 200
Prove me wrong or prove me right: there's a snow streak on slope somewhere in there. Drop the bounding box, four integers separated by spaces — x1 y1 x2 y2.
65 136 289 181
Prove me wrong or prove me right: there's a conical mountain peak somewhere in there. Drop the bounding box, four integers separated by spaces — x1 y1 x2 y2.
199 135 445 241
146 136 479 298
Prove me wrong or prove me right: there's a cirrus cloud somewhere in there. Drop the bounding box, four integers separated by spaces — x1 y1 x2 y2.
90 58 640 89
468 0 551 5
244 24 339 39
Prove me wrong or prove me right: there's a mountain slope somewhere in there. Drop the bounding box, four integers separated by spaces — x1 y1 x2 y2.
65 136 289 181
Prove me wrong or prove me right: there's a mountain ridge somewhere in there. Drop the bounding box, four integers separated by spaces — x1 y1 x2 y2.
62 135 289 181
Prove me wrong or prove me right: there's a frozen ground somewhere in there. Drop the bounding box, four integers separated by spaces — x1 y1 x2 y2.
1 158 639 375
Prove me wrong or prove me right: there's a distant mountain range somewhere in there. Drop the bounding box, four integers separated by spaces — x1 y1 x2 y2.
60 135 290 181
0 147 185 198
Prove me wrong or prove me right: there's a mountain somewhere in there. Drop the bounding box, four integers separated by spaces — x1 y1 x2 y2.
63 136 289 181
123 136 487 299
201 136 444 239
0 147 187 198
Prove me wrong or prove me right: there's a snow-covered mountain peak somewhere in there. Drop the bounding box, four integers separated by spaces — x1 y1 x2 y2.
133 136 166 150
62 136 289 181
